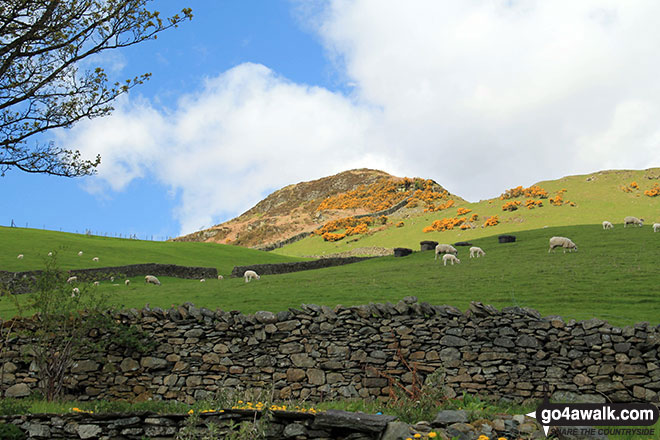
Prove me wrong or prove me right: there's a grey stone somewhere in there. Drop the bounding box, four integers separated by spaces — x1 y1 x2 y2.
141 356 168 370
255 310 277 324
283 423 307 438
71 360 99 373
381 421 414 440
5 383 30 397
77 424 102 439
120 358 140 372
440 335 468 347
27 423 51 438
432 410 469 426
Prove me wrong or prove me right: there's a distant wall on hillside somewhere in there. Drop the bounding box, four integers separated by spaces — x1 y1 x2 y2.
0 263 218 294
230 257 373 278
2 299 658 405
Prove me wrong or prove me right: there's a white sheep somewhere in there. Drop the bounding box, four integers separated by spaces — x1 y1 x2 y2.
442 254 461 266
244 270 260 283
623 216 644 227
434 244 458 260
16 254 23 259
71 287 79 297
602 221 613 230
110 276 115 282
78 251 83 256
218 275 224 280
66 276 78 283
200 278 206 282
92 257 99 262
125 279 130 286
653 223 660 232
145 275 161 286
93 281 100 286
469 247 485 258
47 252 53 257
548 236 578 253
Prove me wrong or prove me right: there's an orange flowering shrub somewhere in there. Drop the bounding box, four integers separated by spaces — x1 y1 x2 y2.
483 215 499 227
422 216 465 232
630 181 639 189
316 179 406 212
456 207 472 216
378 215 388 224
644 183 660 197
500 185 548 200
622 182 639 193
549 189 566 206
525 199 543 209
316 216 374 236
322 232 346 242
345 223 369 236
396 221 404 228
502 200 521 211
469 213 479 222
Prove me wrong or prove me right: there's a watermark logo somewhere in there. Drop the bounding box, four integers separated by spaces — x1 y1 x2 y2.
524 391 658 437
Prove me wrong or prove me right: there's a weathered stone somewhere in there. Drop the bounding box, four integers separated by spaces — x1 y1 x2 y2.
120 358 140 372
77 424 102 439
71 360 98 373
283 423 307 437
5 383 30 397
287 368 306 382
432 410 469 426
307 368 326 385
141 356 168 370
313 409 396 433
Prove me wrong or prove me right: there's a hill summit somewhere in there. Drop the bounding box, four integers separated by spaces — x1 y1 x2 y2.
173 168 461 248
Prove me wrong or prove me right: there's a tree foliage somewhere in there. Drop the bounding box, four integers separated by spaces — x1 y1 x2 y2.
0 0 192 177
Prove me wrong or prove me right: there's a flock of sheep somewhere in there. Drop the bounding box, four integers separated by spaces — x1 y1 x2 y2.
433 215 657 264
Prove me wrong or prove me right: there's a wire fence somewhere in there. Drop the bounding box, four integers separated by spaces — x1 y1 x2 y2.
6 219 173 242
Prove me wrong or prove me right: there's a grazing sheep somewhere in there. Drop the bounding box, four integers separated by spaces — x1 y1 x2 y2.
92 257 99 262
78 251 83 256
66 276 78 283
93 281 100 286
145 275 161 286
200 278 206 282
442 254 461 266
652 223 660 232
469 247 485 258
244 270 260 283
434 244 458 260
47 252 53 257
125 279 130 286
602 221 613 230
218 275 224 280
71 287 79 297
17 254 23 259
110 276 115 282
623 216 644 227
548 236 578 253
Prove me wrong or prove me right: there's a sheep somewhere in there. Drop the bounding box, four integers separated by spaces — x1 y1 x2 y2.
469 247 485 258
244 270 260 283
145 275 161 286
71 287 79 297
17 254 23 259
218 275 224 280
623 216 644 227
92 257 99 262
548 236 578 253
110 276 115 282
434 244 458 260
125 279 130 286
78 251 83 256
66 276 78 283
200 278 206 282
93 281 100 286
602 221 613 230
47 252 53 257
442 254 461 266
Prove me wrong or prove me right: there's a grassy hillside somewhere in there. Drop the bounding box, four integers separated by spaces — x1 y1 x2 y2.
0 226 303 276
2 224 658 327
275 168 660 257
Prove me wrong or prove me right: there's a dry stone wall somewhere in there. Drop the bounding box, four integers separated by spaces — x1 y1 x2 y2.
231 257 372 278
1 299 659 405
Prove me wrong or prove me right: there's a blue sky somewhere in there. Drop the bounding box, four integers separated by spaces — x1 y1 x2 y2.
2 1 660 240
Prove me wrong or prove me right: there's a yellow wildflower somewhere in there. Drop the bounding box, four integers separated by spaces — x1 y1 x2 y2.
428 433 437 438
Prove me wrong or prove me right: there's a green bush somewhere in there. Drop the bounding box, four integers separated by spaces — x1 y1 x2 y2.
0 423 26 440
0 399 30 416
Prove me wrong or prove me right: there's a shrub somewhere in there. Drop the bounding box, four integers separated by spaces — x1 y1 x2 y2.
500 184 548 200
483 215 499 227
644 183 660 197
322 232 345 242
396 221 404 228
422 216 465 232
469 213 479 222
456 207 471 216
0 423 25 440
525 199 543 209
501 200 521 211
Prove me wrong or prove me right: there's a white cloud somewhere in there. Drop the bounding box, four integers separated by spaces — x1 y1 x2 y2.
62 2 660 235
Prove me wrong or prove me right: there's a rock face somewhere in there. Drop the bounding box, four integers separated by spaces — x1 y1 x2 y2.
1 300 658 405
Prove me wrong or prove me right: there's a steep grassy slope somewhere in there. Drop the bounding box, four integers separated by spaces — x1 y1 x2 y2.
276 168 660 256
0 226 303 276
2 225 658 327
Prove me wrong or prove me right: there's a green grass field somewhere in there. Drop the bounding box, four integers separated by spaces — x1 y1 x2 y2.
2 224 658 327
0 226 303 275
275 168 660 257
